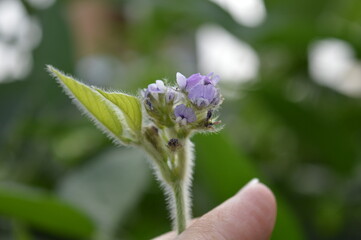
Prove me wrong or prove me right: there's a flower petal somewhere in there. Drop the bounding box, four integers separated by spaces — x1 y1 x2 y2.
174 104 186 118
211 75 220 85
148 83 158 92
176 72 187 89
188 84 203 101
174 104 196 123
155 80 166 92
184 107 197 123
196 98 209 107
203 84 217 101
186 73 203 91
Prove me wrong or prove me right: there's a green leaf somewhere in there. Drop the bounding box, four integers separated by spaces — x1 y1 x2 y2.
58 148 150 237
194 133 257 199
0 183 95 239
13 222 33 240
47 66 129 144
96 89 142 135
194 133 306 240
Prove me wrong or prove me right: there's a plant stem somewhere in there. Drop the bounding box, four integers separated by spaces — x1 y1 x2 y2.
172 181 187 234
143 133 193 234
171 139 192 234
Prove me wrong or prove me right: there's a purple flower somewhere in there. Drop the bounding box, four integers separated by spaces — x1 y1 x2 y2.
165 88 177 103
142 80 167 100
188 84 219 107
147 80 166 94
176 72 187 90
177 72 220 91
174 104 197 125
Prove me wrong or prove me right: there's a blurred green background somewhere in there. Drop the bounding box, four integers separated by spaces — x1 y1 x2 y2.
0 0 361 239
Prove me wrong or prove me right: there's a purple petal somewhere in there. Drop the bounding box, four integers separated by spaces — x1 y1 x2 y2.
182 107 195 122
206 72 214 78
148 83 158 92
188 84 204 101
166 89 176 103
174 104 186 118
196 98 209 107
189 84 216 100
185 73 204 91
184 73 220 92
147 80 166 93
174 104 196 123
176 72 187 89
188 84 218 107
211 75 220 85
155 80 166 92
203 84 217 101
203 73 220 86
204 73 213 85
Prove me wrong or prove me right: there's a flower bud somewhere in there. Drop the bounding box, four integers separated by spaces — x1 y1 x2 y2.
167 138 181 151
174 104 197 125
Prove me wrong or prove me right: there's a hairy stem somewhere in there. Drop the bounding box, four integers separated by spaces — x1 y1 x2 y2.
143 133 193 234
172 181 187 234
170 139 193 234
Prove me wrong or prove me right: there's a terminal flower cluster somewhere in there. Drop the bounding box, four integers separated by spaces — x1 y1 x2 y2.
142 72 223 134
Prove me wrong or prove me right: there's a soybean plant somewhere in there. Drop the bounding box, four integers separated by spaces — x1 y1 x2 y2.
48 66 223 234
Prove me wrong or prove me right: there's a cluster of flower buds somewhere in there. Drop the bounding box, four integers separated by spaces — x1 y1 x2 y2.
141 72 223 135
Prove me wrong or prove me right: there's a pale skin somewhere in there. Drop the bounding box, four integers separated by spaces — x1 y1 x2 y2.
153 179 277 240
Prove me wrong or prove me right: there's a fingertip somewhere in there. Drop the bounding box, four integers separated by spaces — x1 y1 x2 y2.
178 180 277 240
238 181 277 215
237 181 277 237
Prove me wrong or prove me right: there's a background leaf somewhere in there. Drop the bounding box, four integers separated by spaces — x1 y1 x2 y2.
57 148 150 238
0 184 94 239
194 133 306 240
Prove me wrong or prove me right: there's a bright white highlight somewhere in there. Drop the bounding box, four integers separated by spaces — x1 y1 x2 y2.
210 0 266 27
309 39 361 97
0 0 26 38
196 25 259 84
0 44 33 80
0 0 42 83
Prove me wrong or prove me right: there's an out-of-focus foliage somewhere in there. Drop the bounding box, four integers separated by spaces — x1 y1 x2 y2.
0 0 360 239
0 183 94 239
